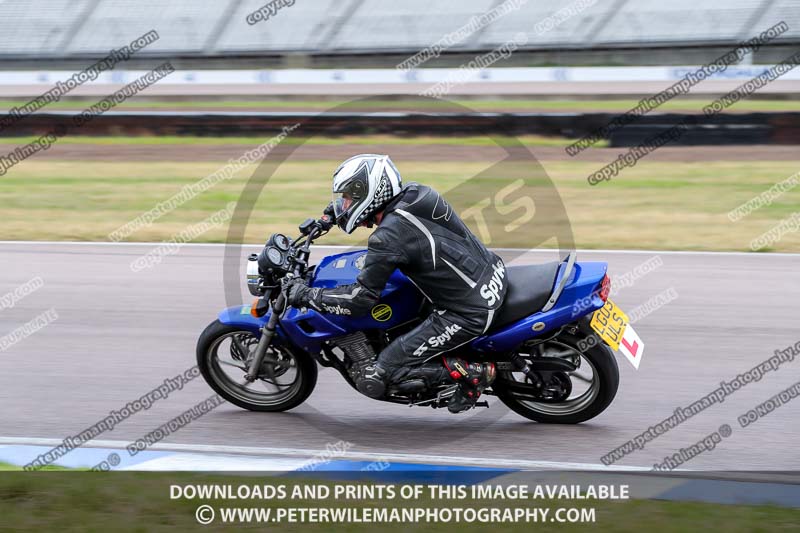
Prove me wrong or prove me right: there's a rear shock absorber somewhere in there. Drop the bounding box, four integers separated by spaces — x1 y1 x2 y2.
509 352 543 389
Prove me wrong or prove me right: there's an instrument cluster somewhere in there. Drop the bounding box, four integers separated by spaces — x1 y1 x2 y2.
246 233 293 296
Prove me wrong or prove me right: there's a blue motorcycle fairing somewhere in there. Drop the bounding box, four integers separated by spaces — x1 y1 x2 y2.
469 261 608 353
217 305 289 346
218 250 424 354
218 249 608 356
307 250 425 330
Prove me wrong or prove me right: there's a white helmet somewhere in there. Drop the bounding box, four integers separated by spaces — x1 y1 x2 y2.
332 154 403 234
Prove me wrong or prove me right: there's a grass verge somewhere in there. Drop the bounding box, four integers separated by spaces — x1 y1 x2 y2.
1 158 798 251
0 461 70 471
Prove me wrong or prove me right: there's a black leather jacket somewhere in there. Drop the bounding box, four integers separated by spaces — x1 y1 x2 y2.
301 183 507 332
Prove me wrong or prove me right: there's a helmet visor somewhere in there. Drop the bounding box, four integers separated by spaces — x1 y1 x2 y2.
332 176 368 231
332 192 353 220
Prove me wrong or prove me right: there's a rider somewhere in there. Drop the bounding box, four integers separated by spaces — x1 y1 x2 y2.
284 154 507 413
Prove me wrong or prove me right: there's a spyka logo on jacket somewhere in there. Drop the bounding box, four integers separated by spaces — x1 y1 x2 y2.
413 323 462 357
480 260 506 307
321 302 351 315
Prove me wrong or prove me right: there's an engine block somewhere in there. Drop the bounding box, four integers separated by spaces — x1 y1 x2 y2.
332 331 377 380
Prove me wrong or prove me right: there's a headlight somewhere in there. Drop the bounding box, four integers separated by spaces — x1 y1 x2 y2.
246 257 264 296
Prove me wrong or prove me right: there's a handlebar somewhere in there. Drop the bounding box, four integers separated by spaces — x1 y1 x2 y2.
289 208 335 278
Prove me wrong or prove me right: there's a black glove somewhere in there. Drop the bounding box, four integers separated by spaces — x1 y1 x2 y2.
283 277 311 308
319 202 336 231
323 201 336 220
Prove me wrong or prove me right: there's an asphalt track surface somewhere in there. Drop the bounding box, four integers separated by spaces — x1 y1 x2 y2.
1 242 798 470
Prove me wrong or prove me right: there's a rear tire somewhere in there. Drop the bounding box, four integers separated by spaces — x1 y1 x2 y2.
196 319 317 412
494 330 619 424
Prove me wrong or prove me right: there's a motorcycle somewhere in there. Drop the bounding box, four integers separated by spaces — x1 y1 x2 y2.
197 213 644 423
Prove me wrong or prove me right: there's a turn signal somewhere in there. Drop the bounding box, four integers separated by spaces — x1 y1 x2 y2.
251 298 269 318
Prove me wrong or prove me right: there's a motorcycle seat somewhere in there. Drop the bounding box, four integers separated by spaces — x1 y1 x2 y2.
489 262 560 331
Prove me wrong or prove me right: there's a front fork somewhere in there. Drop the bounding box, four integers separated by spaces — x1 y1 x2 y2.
244 292 285 382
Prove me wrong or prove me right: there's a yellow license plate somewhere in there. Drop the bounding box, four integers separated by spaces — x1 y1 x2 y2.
590 299 629 351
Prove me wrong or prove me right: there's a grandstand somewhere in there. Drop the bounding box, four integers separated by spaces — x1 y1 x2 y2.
0 0 798 59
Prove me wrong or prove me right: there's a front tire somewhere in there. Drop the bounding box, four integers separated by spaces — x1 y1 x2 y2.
196 320 317 412
494 330 619 424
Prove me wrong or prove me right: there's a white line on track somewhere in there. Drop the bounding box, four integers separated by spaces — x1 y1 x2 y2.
1 241 798 258
0 436 648 472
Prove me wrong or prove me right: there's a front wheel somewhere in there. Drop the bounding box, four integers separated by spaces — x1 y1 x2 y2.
493 330 619 424
196 320 317 412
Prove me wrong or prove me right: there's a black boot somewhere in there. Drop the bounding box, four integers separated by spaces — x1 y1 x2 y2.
397 363 450 385
443 357 496 413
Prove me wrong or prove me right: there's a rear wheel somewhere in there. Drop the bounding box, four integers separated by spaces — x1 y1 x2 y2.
493 330 619 424
196 320 317 412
